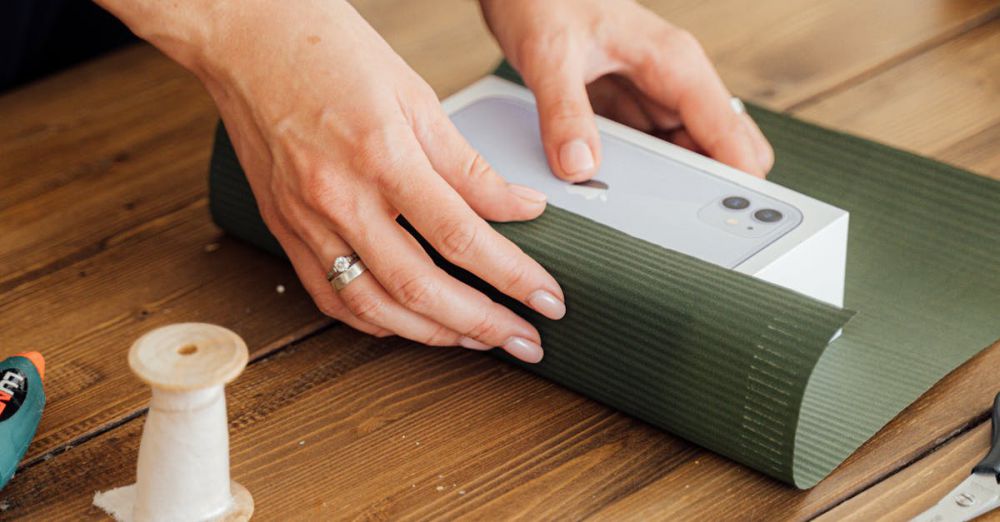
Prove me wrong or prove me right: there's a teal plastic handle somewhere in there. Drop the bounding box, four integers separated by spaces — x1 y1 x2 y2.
0 355 46 490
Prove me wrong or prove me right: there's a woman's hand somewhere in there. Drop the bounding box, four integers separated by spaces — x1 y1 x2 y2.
481 0 774 180
99 0 566 363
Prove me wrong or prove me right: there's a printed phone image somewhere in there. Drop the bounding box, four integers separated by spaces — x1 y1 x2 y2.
449 96 802 269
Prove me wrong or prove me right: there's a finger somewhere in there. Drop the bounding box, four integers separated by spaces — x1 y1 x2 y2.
337 209 547 363
281 199 476 348
626 29 769 177
414 111 548 223
332 264 476 349
521 52 601 181
260 206 389 337
380 135 566 322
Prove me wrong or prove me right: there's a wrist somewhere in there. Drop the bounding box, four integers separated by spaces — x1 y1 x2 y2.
94 0 225 74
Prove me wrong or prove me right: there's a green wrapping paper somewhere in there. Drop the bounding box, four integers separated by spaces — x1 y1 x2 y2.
207 65 1000 488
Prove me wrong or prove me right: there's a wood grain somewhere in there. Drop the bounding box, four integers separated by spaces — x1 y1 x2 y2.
644 0 1000 109
0 46 217 290
796 17 1000 179
815 423 997 521
937 120 1000 178
0 200 328 463
0 327 696 520
0 0 998 519
352 0 1000 108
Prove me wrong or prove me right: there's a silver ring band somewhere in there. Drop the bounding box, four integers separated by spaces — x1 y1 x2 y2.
331 260 367 290
730 97 746 115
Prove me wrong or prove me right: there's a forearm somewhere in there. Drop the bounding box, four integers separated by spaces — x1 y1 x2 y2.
92 0 380 120
93 0 366 79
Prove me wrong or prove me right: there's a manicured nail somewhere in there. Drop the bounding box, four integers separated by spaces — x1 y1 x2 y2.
503 336 544 363
458 336 491 351
508 183 547 203
527 290 566 320
559 139 595 176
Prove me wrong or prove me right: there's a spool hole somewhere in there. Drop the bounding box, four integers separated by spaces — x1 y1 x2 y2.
177 344 198 356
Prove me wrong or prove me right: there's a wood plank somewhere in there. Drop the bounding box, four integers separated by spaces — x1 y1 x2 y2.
653 0 999 109
0 327 696 520
815 422 997 521
0 201 329 463
795 18 1000 179
0 45 217 290
354 0 1000 108
936 120 1000 178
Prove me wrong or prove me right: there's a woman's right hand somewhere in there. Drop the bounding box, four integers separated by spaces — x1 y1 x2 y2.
99 0 565 362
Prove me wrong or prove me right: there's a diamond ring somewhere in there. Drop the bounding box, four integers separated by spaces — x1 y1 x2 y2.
327 254 366 291
327 254 359 281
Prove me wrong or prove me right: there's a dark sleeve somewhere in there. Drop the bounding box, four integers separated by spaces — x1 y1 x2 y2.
0 0 138 92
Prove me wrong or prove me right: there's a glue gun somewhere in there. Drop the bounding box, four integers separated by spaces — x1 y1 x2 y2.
0 352 45 490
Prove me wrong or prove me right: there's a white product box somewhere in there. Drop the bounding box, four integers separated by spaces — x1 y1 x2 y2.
442 77 848 308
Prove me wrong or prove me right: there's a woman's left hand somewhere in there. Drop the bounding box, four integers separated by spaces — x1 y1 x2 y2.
481 0 773 181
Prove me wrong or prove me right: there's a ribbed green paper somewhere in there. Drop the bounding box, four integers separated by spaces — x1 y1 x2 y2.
207 65 999 488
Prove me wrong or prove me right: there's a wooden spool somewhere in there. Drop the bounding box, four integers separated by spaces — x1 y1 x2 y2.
95 323 253 521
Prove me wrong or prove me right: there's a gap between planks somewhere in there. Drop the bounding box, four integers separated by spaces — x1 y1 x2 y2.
805 411 995 521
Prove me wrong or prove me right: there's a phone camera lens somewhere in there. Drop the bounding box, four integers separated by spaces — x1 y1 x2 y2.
754 209 783 223
722 196 750 210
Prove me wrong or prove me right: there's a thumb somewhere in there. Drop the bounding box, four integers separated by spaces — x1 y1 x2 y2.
522 60 602 182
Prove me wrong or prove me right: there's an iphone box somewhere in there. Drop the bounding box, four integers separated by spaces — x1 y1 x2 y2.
443 77 849 308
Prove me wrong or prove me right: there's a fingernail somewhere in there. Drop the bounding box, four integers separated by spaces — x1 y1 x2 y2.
508 183 547 203
527 290 566 320
559 139 595 176
458 336 491 351
503 336 544 363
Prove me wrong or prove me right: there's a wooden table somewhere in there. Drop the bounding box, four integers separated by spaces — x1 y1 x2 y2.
2 1 998 519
